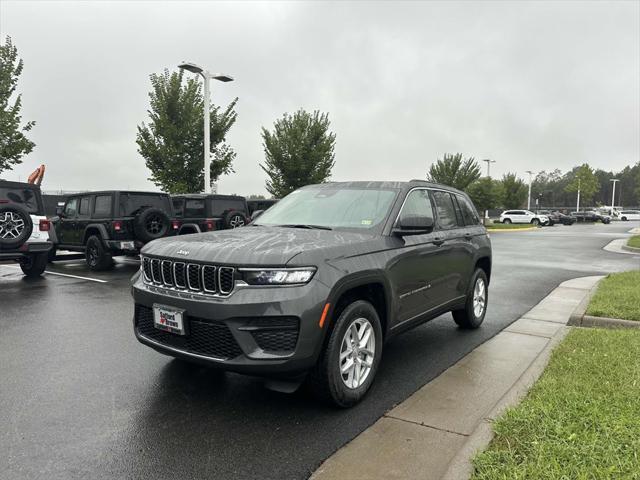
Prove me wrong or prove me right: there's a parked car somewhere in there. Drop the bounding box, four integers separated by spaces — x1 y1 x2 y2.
570 210 611 224
171 194 250 234
0 180 53 277
49 190 177 270
536 210 576 226
500 210 549 226
247 198 279 215
132 180 492 407
619 210 640 221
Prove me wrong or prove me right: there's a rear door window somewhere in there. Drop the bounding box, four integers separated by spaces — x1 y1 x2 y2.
78 196 91 217
430 190 458 230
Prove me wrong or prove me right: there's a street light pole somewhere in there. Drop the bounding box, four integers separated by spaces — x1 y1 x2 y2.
610 178 619 215
178 62 233 194
482 158 496 178
525 170 534 210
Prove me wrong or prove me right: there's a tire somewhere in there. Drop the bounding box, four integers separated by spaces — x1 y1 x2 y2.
452 269 488 329
224 210 248 229
133 207 170 243
307 300 383 407
531 218 540 226
20 252 48 277
85 235 114 271
621 217 627 221
48 246 57 263
0 204 33 250
502 218 512 224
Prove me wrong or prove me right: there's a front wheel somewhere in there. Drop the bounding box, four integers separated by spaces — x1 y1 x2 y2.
85 235 114 271
20 252 48 277
621 217 627 221
453 269 488 329
307 300 383 407
531 218 540 226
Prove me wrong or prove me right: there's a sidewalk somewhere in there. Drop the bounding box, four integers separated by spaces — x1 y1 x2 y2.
311 276 603 480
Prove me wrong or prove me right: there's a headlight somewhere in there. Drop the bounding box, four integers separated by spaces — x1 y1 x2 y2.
239 267 316 285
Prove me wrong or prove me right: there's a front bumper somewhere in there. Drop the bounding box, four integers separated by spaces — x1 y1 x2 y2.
132 277 331 376
0 241 52 261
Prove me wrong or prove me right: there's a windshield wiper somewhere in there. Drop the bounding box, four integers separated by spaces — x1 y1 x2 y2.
277 224 333 231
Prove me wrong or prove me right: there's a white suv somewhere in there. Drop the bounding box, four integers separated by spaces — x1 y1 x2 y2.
0 180 53 277
500 209 549 226
619 210 640 221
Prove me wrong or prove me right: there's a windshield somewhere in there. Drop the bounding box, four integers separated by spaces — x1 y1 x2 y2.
119 193 171 216
255 187 398 231
0 186 41 214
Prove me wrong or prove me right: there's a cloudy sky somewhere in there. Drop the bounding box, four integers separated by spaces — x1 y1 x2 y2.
1 0 638 195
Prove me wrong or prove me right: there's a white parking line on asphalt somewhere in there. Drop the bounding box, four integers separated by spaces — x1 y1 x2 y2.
0 264 107 283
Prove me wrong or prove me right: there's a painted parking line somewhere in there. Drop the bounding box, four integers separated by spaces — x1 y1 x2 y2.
0 264 107 283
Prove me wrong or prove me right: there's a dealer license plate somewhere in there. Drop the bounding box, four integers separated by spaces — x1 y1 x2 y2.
153 304 186 335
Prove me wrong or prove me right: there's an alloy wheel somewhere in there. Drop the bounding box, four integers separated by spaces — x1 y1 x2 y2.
229 215 245 228
339 317 376 389
473 277 486 318
0 212 25 239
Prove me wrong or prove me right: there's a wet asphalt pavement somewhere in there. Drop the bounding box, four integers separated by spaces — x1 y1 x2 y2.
1 223 639 480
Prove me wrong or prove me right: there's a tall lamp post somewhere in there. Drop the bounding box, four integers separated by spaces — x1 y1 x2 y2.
482 158 496 178
525 170 535 210
610 178 619 215
178 62 233 194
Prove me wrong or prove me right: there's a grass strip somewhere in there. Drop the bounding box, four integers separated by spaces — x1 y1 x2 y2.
487 223 536 230
586 270 640 321
627 235 640 249
472 328 640 479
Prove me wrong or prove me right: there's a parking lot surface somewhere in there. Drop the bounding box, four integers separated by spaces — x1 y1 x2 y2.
1 223 638 480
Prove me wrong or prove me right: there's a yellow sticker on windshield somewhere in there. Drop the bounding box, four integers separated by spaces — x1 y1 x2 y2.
361 219 373 225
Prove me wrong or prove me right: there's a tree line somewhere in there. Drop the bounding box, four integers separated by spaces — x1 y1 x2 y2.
428 154 640 213
2 36 638 208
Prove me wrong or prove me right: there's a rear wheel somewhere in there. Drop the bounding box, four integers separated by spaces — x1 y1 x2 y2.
20 252 48 277
453 269 488 329
85 235 114 271
308 300 383 407
621 217 627 221
502 218 512 224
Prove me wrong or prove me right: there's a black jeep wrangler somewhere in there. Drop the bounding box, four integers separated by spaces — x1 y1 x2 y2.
0 180 53 277
133 181 492 407
50 191 177 270
171 194 250 234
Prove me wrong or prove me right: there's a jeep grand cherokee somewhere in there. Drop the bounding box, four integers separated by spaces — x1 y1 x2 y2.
132 181 492 407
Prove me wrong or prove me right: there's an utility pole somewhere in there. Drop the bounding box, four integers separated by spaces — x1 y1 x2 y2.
576 178 581 213
525 170 534 210
610 178 619 215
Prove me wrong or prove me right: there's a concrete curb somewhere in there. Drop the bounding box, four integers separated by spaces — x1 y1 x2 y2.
486 226 538 233
566 281 600 326
567 278 640 329
440 327 569 480
621 244 640 253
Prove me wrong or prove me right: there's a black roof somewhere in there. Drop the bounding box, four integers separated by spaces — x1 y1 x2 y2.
0 179 42 190
171 194 246 200
299 180 467 195
65 190 170 197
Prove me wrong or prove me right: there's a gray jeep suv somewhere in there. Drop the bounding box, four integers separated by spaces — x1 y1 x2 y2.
132 181 492 406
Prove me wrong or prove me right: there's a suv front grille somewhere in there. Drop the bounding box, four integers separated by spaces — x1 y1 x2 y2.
135 305 242 360
142 256 235 296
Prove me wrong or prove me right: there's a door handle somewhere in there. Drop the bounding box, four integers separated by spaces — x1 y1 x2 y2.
464 233 473 240
432 237 445 246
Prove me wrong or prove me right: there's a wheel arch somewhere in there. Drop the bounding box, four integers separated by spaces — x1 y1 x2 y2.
83 224 109 244
474 256 492 283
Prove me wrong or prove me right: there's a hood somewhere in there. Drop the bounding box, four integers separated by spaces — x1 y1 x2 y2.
141 226 383 266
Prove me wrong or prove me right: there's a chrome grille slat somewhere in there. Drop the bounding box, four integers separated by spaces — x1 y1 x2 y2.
142 256 235 296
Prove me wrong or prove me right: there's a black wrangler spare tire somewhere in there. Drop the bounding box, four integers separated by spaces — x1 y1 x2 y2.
0 203 33 250
133 207 170 243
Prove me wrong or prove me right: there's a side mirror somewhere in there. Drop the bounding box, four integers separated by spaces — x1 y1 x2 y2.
56 206 64 217
393 215 434 236
251 210 264 222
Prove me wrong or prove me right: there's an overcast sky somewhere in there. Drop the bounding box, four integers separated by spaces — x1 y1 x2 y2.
1 0 638 195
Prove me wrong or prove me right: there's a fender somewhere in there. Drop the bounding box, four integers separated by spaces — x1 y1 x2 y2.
83 223 111 243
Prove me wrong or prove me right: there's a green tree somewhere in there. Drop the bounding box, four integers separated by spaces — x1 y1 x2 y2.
499 173 528 209
260 109 336 198
565 163 600 206
136 69 237 193
634 163 640 202
0 36 35 175
467 177 500 216
427 153 481 190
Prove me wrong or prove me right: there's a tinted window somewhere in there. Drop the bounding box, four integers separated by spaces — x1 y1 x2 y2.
94 195 112 217
398 189 434 224
172 198 184 217
119 194 170 216
64 198 78 217
0 186 40 214
210 199 246 216
457 195 480 226
431 190 458 230
79 197 91 217
256 187 397 231
185 199 205 217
